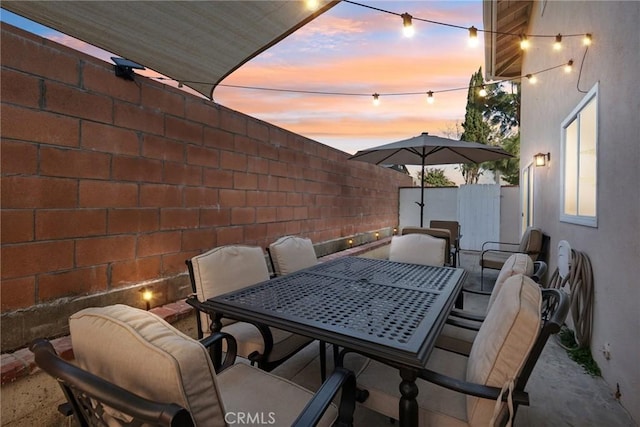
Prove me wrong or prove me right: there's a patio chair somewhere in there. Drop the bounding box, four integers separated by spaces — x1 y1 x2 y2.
400 227 451 266
430 220 462 266
185 245 313 371
346 275 569 426
479 226 543 289
390 232 447 267
44 304 356 427
437 253 534 355
267 235 318 276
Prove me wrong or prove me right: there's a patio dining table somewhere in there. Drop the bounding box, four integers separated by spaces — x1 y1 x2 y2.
204 256 466 427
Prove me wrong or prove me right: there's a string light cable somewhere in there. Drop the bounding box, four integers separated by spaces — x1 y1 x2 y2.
154 59 575 104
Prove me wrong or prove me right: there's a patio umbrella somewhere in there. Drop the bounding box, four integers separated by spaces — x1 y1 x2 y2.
349 132 513 226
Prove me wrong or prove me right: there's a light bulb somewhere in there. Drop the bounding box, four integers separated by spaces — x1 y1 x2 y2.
372 93 380 106
426 91 435 104
526 74 537 84
468 26 479 47
305 0 320 11
479 85 487 97
402 13 414 38
554 34 562 51
564 60 574 73
583 33 592 46
520 35 530 50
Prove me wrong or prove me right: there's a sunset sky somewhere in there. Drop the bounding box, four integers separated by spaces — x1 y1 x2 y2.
1 1 485 156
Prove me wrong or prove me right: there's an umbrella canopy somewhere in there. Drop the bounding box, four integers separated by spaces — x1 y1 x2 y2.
349 132 513 226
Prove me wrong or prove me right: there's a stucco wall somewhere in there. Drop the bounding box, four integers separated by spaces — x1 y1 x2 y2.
521 1 640 421
0 23 412 351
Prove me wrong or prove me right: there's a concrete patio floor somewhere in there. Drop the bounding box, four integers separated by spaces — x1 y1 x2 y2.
261 250 635 426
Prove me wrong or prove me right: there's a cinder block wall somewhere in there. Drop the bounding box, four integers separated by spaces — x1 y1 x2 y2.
0 23 411 351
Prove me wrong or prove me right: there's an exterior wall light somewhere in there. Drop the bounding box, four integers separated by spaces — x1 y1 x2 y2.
534 152 551 167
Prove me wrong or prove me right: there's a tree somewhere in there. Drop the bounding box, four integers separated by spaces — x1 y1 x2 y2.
483 82 522 184
417 168 456 187
459 68 491 184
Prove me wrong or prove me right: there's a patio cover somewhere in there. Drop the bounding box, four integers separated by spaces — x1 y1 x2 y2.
2 1 339 99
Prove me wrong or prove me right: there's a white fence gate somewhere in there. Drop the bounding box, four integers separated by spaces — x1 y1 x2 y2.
457 184 501 250
399 184 510 251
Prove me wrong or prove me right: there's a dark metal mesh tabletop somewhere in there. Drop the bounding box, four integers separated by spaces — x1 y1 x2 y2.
213 257 465 357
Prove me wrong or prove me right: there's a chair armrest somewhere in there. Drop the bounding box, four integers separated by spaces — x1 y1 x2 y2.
187 295 275 366
418 368 529 406
199 332 237 372
449 309 486 323
292 367 356 427
445 316 482 331
481 240 520 251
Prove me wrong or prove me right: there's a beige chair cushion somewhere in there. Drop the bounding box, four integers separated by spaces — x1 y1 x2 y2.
436 253 534 355
70 305 225 427
190 245 269 337
486 253 534 312
389 234 446 267
218 363 337 427
466 275 541 426
269 236 317 276
518 227 543 255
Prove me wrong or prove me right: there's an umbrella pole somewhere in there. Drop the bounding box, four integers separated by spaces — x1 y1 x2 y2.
419 152 425 227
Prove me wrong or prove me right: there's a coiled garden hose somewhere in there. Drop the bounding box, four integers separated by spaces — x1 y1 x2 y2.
548 249 594 348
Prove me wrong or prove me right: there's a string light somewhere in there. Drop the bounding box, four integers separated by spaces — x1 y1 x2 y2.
339 0 591 53
468 26 479 47
554 34 563 50
426 91 435 104
305 0 320 11
401 13 414 38
154 59 574 105
564 59 574 73
478 85 487 97
526 74 538 84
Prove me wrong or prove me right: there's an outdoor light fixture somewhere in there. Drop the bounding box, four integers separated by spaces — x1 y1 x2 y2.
468 26 478 47
520 35 530 50
140 287 153 310
372 93 380 106
583 33 593 46
111 57 145 80
393 227 397 235
565 60 574 73
426 91 435 104
526 74 537 84
554 34 563 50
348 239 354 248
375 232 380 240
478 85 487 97
534 152 551 167
401 13 414 37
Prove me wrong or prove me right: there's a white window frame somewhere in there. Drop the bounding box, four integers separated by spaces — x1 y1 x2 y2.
560 82 599 227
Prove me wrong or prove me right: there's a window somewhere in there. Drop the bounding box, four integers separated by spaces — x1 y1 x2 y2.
560 83 598 226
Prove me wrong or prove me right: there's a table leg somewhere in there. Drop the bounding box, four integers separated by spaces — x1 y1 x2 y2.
399 367 419 427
